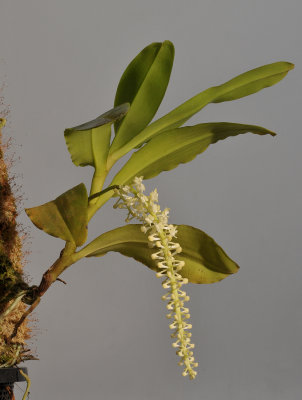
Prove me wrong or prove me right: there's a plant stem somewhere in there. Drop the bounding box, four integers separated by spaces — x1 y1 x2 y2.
87 189 114 221
89 170 107 205
9 241 83 340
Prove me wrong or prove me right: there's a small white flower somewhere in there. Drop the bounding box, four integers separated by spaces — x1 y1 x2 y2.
150 189 158 202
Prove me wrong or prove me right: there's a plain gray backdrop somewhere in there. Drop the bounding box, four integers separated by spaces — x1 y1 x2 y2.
0 0 301 399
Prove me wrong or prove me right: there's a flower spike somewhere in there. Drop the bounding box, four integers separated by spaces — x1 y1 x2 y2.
114 177 198 379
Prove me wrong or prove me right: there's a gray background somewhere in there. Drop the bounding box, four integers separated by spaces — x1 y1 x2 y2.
0 0 301 399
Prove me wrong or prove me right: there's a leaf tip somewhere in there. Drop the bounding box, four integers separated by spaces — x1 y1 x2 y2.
163 39 175 49
267 129 277 137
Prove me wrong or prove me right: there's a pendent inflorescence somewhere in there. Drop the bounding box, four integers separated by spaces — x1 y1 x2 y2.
114 176 198 379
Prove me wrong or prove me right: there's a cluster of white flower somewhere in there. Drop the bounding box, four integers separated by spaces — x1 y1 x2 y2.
114 176 198 379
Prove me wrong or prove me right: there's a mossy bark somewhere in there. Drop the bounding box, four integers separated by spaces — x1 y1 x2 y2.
0 120 32 366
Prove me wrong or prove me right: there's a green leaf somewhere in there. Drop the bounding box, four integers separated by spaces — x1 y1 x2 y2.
79 224 239 284
110 122 275 185
110 40 175 154
25 183 88 246
212 62 294 103
110 61 293 160
64 103 130 169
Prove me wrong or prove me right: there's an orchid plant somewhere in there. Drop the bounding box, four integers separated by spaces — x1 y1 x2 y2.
0 40 293 383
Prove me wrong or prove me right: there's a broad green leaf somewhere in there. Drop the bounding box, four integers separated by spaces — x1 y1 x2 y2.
64 103 129 169
25 183 88 246
79 224 239 284
110 122 275 185
110 61 293 161
110 41 175 154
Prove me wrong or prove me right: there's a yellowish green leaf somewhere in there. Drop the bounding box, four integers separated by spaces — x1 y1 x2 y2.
79 224 239 284
64 103 129 169
111 122 275 185
25 183 88 246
